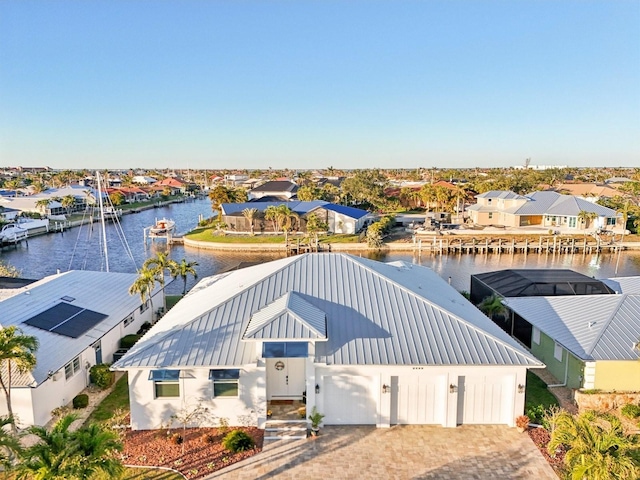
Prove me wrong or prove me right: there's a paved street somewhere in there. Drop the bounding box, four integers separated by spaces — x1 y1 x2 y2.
206 425 558 479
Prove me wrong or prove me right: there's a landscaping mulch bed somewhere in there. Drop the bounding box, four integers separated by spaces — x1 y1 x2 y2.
122 426 264 479
527 426 566 475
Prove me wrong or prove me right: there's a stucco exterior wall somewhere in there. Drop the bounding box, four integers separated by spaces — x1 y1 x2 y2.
594 361 640 391
127 364 265 431
530 330 584 388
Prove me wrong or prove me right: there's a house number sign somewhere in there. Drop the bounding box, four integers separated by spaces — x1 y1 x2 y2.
274 361 285 371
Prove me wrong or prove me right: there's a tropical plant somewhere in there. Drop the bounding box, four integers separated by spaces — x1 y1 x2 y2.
578 210 599 230
0 326 39 432
308 406 325 429
478 295 507 320
169 258 199 296
0 415 22 470
18 414 124 480
61 195 76 214
242 208 259 235
35 198 51 214
128 268 159 315
547 410 640 480
0 260 20 277
142 252 175 291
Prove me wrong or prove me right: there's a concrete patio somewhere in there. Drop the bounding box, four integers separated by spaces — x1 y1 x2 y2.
206 424 558 479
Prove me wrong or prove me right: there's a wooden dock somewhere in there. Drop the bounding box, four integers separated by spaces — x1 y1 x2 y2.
412 236 624 255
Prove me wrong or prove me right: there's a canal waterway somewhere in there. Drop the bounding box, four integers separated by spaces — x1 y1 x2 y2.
2 198 640 295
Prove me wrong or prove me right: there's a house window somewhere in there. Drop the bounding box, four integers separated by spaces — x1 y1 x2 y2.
488 212 493 219
149 370 180 398
569 217 576 228
553 342 563 362
209 369 240 397
607 218 615 226
123 313 135 328
139 300 150 314
262 342 308 358
64 356 81 380
532 327 540 345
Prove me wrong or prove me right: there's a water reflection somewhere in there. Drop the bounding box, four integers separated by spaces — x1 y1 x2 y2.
2 198 640 296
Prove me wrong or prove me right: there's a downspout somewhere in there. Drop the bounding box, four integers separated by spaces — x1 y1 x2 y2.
547 349 570 388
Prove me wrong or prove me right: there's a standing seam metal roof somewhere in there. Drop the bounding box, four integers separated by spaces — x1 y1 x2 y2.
113 254 541 369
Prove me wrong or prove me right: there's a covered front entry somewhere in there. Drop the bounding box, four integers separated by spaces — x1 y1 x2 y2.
390 374 447 425
266 358 306 400
323 376 376 425
456 375 514 425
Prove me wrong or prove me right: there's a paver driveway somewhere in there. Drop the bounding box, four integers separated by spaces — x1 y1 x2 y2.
206 425 558 479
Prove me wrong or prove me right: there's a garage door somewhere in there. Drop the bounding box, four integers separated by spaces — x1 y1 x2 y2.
323 376 376 425
457 375 513 425
391 375 446 425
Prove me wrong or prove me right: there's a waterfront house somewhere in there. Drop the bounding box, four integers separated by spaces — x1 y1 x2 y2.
220 200 370 234
113 253 542 431
466 190 620 231
0 270 164 427
248 180 298 201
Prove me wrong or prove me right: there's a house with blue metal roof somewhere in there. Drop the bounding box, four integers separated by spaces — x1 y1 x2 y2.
113 253 543 431
221 201 371 234
467 190 621 231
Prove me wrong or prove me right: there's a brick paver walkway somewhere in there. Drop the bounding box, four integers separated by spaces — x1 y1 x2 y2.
206 425 558 479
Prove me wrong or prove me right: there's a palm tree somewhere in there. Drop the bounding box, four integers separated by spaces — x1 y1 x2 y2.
35 199 51 215
72 422 124 479
0 326 39 433
548 410 640 480
61 195 76 215
578 210 599 231
242 208 259 235
17 413 77 480
264 205 279 232
0 415 22 470
478 295 506 320
170 259 199 296
128 268 160 316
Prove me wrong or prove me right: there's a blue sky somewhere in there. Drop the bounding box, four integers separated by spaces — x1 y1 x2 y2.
1 1 638 170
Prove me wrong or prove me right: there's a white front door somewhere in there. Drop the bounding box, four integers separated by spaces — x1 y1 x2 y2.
267 358 306 399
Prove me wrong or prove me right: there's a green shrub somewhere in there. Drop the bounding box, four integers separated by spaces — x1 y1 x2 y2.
73 394 89 409
526 404 547 425
89 363 115 389
119 334 141 349
222 430 255 453
621 403 640 419
137 322 151 335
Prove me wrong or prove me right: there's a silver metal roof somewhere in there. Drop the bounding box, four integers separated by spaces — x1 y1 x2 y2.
504 294 640 361
601 277 640 294
243 292 327 340
0 270 158 386
114 253 541 369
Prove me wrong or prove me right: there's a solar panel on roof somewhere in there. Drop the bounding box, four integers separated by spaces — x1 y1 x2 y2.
23 302 108 338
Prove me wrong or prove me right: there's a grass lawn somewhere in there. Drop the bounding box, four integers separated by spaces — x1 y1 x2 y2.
85 374 130 425
97 467 184 479
185 227 362 245
318 234 360 243
165 295 182 310
525 370 559 411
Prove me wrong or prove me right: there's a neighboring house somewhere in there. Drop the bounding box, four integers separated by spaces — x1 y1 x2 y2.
0 206 20 222
554 183 621 201
466 190 620 231
132 176 158 185
107 187 150 203
113 253 542 431
248 181 298 201
0 270 165 427
221 201 370 234
502 293 640 391
156 177 189 194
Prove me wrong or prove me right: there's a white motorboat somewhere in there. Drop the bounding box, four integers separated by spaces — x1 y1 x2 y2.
0 223 28 243
149 218 176 236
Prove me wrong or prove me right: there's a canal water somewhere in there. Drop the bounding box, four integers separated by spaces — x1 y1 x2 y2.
2 198 640 295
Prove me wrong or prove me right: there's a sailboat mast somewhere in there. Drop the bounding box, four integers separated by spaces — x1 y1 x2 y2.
96 171 110 272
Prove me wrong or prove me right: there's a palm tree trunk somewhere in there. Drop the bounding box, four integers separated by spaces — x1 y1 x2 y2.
0 361 16 433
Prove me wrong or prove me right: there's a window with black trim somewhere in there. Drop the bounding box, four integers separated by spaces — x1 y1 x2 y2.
123 313 135 328
262 342 308 358
209 369 240 397
139 300 150 314
150 370 180 397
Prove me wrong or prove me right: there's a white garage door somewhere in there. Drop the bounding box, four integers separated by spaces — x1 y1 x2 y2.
457 375 513 425
323 376 377 425
391 375 447 425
